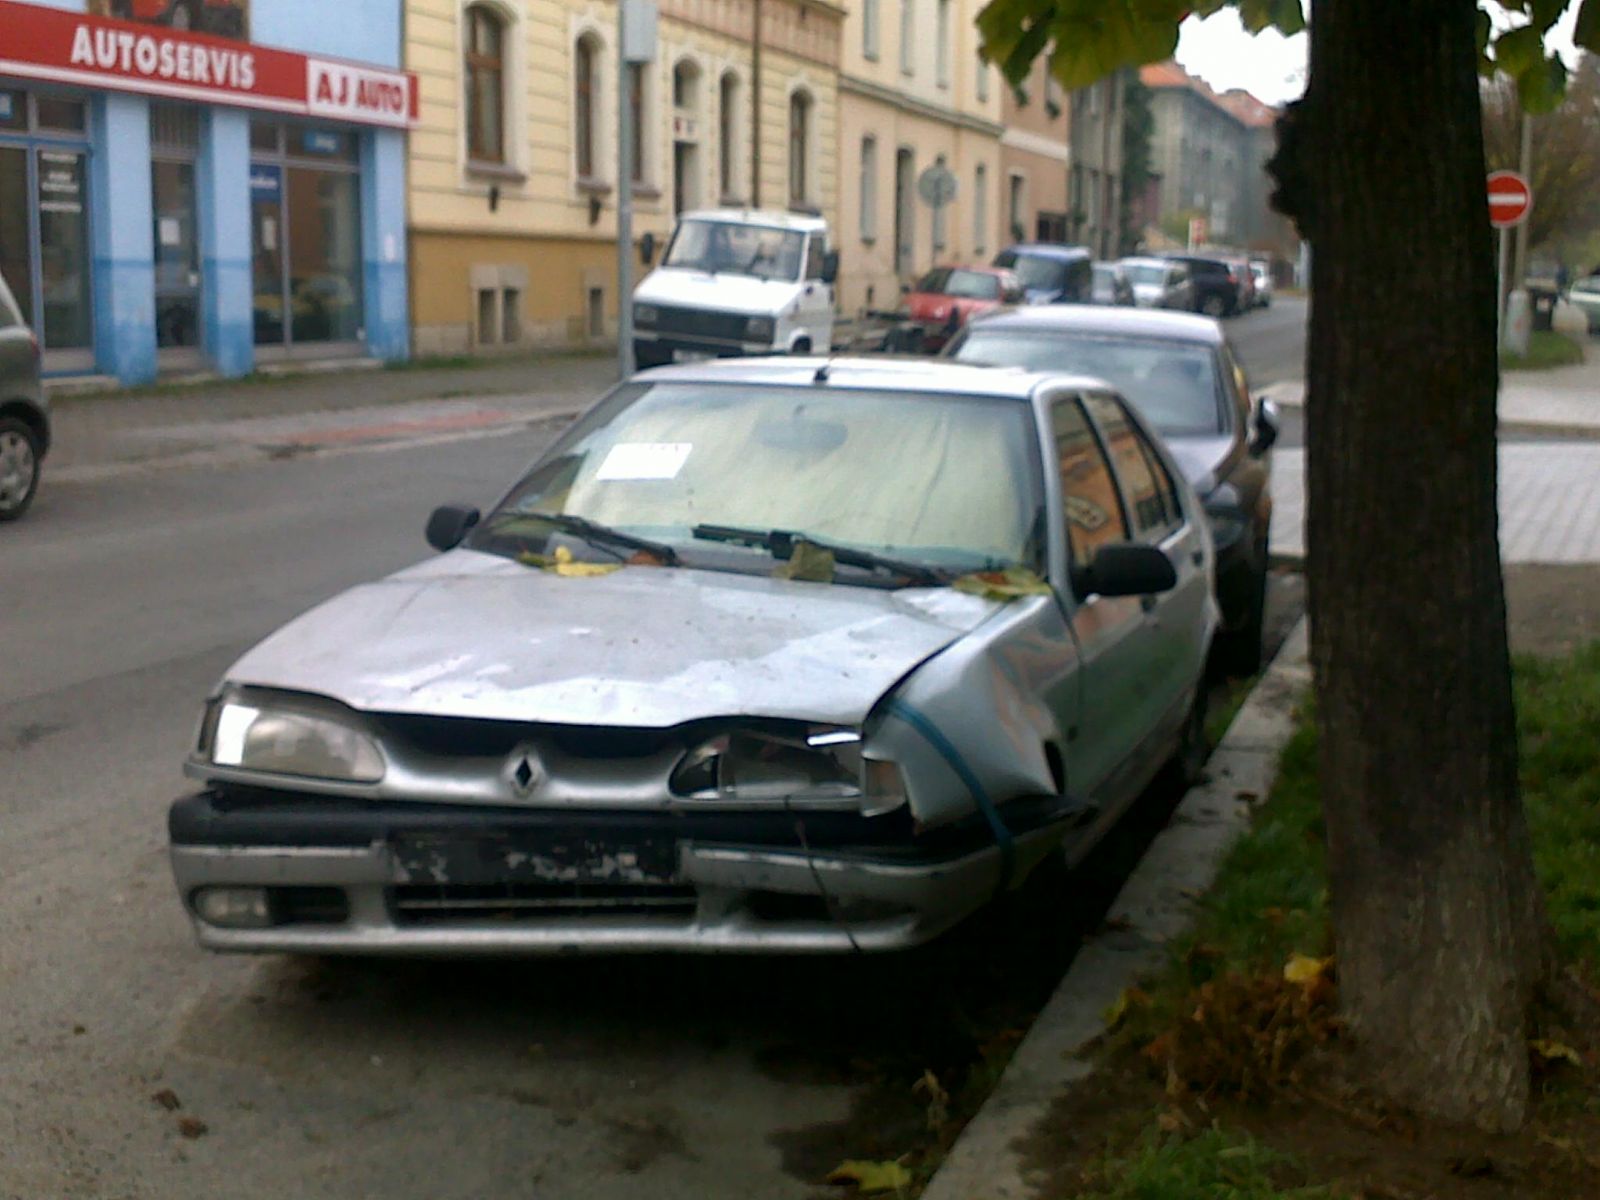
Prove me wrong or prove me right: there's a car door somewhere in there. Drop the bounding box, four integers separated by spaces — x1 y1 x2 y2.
1081 391 1210 766
796 234 834 351
1045 394 1151 823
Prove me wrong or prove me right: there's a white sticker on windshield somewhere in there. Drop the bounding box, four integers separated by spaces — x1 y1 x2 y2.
595 442 693 481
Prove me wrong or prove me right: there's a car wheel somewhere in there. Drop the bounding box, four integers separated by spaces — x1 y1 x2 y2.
0 417 41 522
1201 294 1227 318
791 338 812 355
1214 553 1267 679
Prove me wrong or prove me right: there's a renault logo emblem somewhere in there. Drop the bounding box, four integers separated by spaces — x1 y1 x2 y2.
507 744 544 797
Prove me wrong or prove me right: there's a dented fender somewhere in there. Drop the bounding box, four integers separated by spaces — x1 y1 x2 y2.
863 594 1082 830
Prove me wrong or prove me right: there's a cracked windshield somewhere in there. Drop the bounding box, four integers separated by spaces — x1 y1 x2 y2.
8 0 1600 1195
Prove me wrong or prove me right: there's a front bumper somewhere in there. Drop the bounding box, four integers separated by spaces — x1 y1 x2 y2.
633 332 770 364
168 790 1074 955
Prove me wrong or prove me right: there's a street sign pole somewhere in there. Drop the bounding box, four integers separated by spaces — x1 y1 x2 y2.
1498 224 1511 348
617 0 658 380
1486 169 1533 351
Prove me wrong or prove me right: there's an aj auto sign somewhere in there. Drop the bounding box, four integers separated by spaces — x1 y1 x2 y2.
0 0 417 128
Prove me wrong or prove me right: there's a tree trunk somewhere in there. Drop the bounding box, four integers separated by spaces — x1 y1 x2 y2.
1283 0 1548 1131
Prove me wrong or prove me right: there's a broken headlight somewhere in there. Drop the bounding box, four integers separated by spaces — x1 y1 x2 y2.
670 726 905 812
198 694 386 783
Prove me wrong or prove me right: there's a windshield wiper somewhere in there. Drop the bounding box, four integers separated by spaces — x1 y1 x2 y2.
502 510 680 565
691 524 945 586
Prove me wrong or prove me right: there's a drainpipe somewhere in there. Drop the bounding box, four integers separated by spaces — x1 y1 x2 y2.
750 0 762 207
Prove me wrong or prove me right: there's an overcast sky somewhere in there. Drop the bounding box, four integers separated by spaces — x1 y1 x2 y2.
1174 5 1583 107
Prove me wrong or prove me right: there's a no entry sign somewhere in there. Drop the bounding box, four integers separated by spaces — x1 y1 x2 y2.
1487 170 1533 229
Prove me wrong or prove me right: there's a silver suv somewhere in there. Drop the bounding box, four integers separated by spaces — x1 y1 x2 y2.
0 269 48 521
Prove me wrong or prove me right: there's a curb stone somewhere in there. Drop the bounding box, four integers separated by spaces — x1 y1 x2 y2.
920 617 1313 1200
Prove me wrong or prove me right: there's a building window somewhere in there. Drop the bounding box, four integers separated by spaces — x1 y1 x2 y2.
476 289 496 345
899 0 914 75
859 136 877 242
502 287 521 342
464 4 506 165
627 62 645 184
977 59 989 102
973 162 987 255
932 154 948 251
788 90 812 206
574 35 598 179
935 0 951 87
719 72 739 199
588 286 605 337
1008 173 1025 241
673 59 699 110
863 0 880 59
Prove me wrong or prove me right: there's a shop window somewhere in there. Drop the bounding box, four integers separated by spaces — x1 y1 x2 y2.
574 34 599 180
151 104 200 153
464 4 506 165
501 288 521 343
588 287 604 337
0 90 25 131
477 289 496 345
250 120 280 152
788 90 812 207
36 97 86 132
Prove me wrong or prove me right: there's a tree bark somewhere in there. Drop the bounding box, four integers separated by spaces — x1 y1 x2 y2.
1280 0 1548 1132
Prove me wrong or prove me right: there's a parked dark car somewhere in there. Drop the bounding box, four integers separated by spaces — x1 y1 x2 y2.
0 268 48 522
947 305 1278 675
1090 262 1135 307
992 244 1094 305
1161 253 1245 318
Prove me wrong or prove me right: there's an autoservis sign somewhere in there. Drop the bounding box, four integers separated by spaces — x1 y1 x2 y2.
0 0 417 129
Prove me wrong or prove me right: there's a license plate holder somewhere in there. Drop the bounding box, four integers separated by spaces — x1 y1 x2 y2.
390 831 679 885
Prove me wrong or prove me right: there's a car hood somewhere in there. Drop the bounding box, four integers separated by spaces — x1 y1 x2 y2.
1161 434 1236 495
225 551 1003 727
907 295 995 322
634 267 803 316
1023 287 1064 304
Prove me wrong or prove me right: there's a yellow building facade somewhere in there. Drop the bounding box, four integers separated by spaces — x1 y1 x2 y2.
834 0 1004 316
406 0 842 355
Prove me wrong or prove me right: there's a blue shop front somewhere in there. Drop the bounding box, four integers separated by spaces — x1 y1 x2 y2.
0 0 414 384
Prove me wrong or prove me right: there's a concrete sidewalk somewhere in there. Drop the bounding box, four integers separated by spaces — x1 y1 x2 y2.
42 352 618 480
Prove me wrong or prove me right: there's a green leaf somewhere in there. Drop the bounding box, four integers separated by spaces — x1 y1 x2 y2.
1494 23 1545 76
1577 0 1600 50
1517 52 1570 112
1238 0 1306 34
1529 0 1567 31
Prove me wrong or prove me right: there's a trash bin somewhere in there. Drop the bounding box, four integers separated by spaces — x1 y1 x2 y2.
1529 285 1557 332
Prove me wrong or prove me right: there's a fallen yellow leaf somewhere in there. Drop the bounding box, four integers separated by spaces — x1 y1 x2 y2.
1104 986 1150 1030
1283 954 1333 987
951 567 1054 601
517 544 624 578
1530 1038 1583 1067
825 1158 913 1194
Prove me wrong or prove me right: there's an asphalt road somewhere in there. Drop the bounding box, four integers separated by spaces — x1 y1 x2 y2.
1 304 1314 1198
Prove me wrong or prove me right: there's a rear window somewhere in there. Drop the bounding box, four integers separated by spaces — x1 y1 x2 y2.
951 329 1227 437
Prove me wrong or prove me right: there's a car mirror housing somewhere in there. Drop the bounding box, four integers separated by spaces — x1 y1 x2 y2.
1081 543 1177 598
426 504 481 552
821 250 840 285
1251 397 1281 455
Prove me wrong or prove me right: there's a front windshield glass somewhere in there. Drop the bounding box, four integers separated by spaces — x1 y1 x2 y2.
952 331 1226 436
943 270 1001 299
471 384 1043 582
662 219 806 281
1123 263 1166 286
1006 254 1068 293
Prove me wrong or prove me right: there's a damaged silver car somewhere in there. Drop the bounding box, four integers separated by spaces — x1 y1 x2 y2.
168 358 1218 955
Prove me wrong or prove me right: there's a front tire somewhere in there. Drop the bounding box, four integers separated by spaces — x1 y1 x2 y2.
1161 684 1210 792
1214 550 1268 679
0 417 42 522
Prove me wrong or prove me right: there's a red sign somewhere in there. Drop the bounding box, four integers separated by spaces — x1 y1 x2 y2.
0 0 416 129
1487 170 1532 229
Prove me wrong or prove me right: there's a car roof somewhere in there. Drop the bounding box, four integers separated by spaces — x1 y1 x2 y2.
630 354 1110 399
679 208 827 233
960 304 1225 346
1118 255 1170 269
1000 243 1092 262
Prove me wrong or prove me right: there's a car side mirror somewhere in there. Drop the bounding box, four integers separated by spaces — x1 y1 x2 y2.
1080 543 1177 598
1251 397 1280 455
426 504 480 552
639 231 657 266
821 250 839 284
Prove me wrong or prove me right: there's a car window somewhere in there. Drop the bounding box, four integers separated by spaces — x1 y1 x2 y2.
1051 397 1129 583
1008 253 1068 293
914 267 952 293
952 330 1227 436
944 270 1002 299
804 237 826 280
1082 393 1182 541
663 219 806 281
1123 262 1165 286
473 383 1045 579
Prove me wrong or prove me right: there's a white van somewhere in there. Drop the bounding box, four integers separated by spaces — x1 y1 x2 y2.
632 209 837 366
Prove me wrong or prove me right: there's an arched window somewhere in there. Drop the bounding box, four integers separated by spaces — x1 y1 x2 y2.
672 59 701 111
464 4 506 164
718 72 739 200
627 62 646 184
788 90 812 206
574 34 599 179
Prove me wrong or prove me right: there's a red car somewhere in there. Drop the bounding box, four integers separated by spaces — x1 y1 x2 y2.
886 265 1024 353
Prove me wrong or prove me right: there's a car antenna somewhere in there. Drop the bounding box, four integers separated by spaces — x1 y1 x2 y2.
813 358 832 383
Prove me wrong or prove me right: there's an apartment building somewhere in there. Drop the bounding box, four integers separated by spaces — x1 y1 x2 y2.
406 0 842 355
999 56 1071 250
1066 71 1125 259
834 0 1003 316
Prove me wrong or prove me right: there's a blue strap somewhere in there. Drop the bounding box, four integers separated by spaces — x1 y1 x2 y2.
885 698 1016 895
